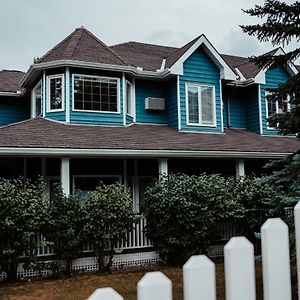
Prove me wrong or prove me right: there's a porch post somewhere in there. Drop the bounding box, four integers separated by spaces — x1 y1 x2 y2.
235 159 245 179
60 158 70 196
158 158 168 180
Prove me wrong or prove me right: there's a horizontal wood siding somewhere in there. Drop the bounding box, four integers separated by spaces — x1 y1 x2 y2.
261 66 290 135
126 114 133 125
69 71 123 126
167 78 178 128
228 90 246 128
246 86 260 133
223 97 228 128
179 46 222 132
0 97 30 126
135 80 168 124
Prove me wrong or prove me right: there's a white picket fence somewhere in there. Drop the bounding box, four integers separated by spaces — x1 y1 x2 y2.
87 202 300 300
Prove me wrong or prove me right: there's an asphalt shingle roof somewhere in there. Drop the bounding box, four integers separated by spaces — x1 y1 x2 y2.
0 70 24 93
0 118 298 154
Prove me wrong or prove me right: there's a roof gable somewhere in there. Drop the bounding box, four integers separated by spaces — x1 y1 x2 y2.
167 35 237 80
36 27 127 66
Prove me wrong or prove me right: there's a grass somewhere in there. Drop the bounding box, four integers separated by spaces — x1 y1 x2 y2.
0 262 297 300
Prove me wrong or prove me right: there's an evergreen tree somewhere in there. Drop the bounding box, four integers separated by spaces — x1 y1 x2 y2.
241 0 300 213
241 0 300 136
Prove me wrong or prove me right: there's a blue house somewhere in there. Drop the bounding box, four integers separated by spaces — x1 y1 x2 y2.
0 28 299 264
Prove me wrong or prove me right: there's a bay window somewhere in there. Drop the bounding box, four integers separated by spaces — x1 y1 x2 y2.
33 81 42 117
186 84 216 126
73 75 119 112
126 81 133 116
47 75 64 112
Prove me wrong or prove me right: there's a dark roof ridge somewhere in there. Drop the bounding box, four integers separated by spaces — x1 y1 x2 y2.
111 40 179 51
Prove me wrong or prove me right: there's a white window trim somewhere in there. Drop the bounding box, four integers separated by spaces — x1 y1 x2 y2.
31 80 42 118
72 174 122 193
185 83 217 127
46 74 65 113
72 73 121 114
265 91 291 130
126 80 134 117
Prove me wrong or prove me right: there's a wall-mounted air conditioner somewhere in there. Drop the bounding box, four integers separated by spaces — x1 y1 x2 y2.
145 97 165 111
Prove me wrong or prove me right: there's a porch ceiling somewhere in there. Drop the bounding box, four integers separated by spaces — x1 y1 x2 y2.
0 118 298 158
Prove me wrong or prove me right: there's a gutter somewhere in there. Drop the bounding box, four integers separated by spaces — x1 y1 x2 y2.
0 91 25 97
0 147 291 159
20 60 172 87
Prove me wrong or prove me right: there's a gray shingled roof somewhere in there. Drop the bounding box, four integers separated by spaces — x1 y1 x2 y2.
0 118 298 154
0 70 24 93
36 27 127 66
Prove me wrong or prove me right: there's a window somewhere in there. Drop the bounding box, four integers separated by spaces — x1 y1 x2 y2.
186 84 216 126
266 92 290 128
73 75 119 112
47 75 64 112
33 81 42 117
126 81 133 116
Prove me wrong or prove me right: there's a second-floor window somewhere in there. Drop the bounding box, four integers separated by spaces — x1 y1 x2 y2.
126 81 133 116
266 93 290 128
186 84 216 126
33 81 42 117
73 75 119 112
47 75 64 112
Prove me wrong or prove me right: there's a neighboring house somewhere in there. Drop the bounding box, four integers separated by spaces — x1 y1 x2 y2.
0 26 299 207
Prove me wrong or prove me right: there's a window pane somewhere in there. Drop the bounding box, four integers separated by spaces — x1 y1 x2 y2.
34 82 42 116
188 86 199 124
278 96 289 113
267 99 277 117
201 86 213 124
126 82 132 115
49 77 63 110
73 76 118 112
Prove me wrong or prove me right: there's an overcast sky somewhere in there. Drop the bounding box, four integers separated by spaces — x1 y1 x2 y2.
0 0 298 71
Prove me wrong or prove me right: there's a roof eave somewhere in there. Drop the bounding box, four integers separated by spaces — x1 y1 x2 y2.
21 60 172 87
0 147 291 159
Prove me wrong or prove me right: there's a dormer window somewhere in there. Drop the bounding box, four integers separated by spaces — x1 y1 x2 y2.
47 75 64 112
73 75 119 113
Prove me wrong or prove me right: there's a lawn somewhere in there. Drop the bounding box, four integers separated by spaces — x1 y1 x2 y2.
0 262 297 300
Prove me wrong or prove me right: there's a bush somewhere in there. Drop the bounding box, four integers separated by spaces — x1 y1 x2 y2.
83 182 136 271
144 173 233 264
0 177 49 281
144 173 274 265
45 185 85 276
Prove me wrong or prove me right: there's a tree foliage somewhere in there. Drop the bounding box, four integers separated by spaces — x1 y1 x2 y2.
83 182 136 271
144 174 273 265
46 185 85 276
0 178 49 281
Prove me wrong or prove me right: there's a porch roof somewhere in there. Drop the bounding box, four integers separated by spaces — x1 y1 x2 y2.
0 118 298 158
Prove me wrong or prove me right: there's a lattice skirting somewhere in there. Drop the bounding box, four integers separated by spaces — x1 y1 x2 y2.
0 251 160 280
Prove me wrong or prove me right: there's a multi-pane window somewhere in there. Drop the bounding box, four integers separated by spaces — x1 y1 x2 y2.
187 84 215 126
73 75 119 112
48 75 64 111
126 81 133 116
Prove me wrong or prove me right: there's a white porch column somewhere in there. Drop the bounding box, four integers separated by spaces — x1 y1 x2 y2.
60 158 70 196
158 158 168 180
235 159 245 179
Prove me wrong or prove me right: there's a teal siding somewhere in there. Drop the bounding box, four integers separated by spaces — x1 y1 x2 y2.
126 114 133 125
261 66 290 135
179 46 222 132
167 78 178 128
0 97 30 126
69 72 123 126
228 90 246 128
135 80 168 124
246 86 260 133
223 97 228 128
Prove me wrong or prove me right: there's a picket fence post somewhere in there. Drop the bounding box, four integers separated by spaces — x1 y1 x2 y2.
183 255 216 300
224 237 256 300
87 287 123 300
294 202 300 300
137 271 172 300
261 218 292 300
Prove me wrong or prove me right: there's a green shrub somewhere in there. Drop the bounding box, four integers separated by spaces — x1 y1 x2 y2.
83 182 136 271
144 173 233 264
46 185 85 276
144 173 274 265
0 177 49 281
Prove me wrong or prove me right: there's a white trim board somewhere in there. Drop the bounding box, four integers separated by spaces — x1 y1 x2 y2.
0 147 291 159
